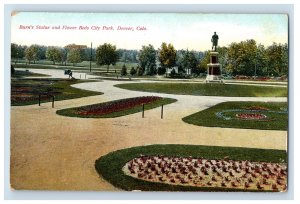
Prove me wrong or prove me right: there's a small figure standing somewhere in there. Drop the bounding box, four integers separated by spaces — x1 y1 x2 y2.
68 70 73 79
211 32 219 51
64 69 75 79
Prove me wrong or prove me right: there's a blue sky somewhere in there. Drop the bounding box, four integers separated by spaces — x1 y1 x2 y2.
11 12 288 51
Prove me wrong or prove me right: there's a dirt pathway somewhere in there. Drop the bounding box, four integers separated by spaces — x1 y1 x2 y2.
10 69 287 191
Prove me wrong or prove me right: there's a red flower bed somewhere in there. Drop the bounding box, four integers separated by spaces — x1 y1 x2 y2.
77 96 162 116
236 113 267 120
245 106 269 111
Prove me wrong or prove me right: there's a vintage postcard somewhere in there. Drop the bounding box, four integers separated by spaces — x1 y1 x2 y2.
10 12 288 192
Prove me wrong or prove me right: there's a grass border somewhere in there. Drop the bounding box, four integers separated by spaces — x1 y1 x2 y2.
95 144 287 191
114 83 287 97
11 78 103 106
56 97 177 118
182 101 288 130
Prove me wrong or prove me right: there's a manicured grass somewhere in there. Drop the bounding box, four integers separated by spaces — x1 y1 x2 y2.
56 97 177 118
182 102 288 130
95 144 287 191
11 78 103 106
14 61 138 71
115 83 287 97
11 70 50 78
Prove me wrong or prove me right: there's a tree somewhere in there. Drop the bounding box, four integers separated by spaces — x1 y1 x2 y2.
254 44 268 76
46 47 63 65
121 64 127 76
216 46 229 75
11 43 19 64
11 64 15 74
266 43 288 77
180 50 199 74
136 65 144 76
199 51 210 73
227 39 257 76
37 45 47 60
25 45 40 64
130 67 137 75
138 44 157 75
158 42 176 74
67 48 83 66
96 43 119 72
157 67 166 75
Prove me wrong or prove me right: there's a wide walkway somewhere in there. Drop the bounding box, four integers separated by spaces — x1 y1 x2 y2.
10 69 287 190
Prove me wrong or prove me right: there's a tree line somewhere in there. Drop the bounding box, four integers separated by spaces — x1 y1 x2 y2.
11 39 288 77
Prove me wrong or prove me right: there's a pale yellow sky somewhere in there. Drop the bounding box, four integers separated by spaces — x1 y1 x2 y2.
11 12 288 51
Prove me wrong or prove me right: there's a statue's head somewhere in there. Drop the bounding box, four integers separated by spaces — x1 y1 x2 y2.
214 32 216 34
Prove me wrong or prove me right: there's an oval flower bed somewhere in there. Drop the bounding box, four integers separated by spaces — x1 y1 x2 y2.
236 113 267 120
216 108 287 121
123 155 287 192
56 96 177 118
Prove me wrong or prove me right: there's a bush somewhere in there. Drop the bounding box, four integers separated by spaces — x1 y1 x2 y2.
157 67 166 75
137 65 144 76
170 68 176 78
121 64 127 76
11 65 15 74
130 67 137 75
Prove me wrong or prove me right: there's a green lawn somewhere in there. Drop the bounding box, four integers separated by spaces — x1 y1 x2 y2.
115 83 287 97
95 144 287 191
182 101 288 130
56 97 177 118
12 70 50 78
11 78 102 106
13 61 138 72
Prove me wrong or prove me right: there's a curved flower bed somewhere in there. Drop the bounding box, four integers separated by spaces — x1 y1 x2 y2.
77 96 161 116
56 96 177 118
123 155 287 192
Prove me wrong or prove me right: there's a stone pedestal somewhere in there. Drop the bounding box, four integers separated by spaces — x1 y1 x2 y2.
206 51 223 83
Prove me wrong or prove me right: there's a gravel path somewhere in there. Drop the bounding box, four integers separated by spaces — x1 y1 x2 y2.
10 69 287 190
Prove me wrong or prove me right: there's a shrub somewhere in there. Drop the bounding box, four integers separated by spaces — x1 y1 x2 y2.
130 67 137 75
170 68 176 77
11 65 15 74
157 67 166 75
137 65 144 76
121 64 127 76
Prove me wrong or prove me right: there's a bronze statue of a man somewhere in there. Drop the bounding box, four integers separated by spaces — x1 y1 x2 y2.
211 32 219 51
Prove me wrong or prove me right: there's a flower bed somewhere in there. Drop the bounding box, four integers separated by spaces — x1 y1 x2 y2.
236 113 267 120
245 106 269 111
123 155 287 192
216 108 287 121
77 96 162 116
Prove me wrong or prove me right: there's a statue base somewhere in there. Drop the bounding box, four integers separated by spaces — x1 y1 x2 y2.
206 52 223 83
206 75 223 83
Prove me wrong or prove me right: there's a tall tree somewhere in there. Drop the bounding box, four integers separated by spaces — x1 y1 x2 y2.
227 39 257 76
11 43 19 64
121 64 127 76
138 44 157 75
180 50 199 74
158 43 176 73
25 45 40 64
216 46 229 75
96 43 119 72
266 43 288 77
67 48 83 66
199 51 210 73
46 47 62 65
